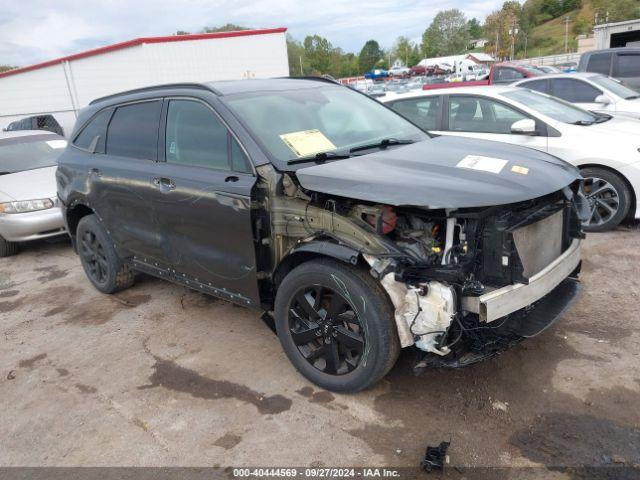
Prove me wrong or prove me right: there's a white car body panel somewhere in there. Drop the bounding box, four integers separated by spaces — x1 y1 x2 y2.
383 86 640 219
513 73 640 120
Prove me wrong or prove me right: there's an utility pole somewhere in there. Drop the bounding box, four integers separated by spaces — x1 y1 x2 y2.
509 21 519 61
299 55 303 76
564 16 570 53
495 29 499 59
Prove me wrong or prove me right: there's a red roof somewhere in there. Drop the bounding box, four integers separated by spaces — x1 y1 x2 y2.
0 27 287 79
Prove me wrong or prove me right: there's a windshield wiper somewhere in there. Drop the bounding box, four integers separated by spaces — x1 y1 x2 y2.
626 95 640 100
349 138 414 153
287 150 352 165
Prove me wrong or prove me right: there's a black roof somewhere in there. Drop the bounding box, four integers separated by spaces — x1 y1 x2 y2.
206 77 338 95
90 77 337 105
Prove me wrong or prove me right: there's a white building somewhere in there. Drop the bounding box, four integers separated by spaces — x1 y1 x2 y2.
0 28 289 136
594 19 640 49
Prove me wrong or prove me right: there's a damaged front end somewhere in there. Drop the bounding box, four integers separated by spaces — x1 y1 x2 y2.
254 162 586 373
366 187 586 371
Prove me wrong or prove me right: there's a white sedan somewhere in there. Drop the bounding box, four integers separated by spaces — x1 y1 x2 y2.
389 65 410 77
383 85 640 231
513 72 640 119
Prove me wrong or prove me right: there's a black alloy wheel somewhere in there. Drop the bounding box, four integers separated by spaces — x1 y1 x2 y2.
76 214 135 294
79 229 110 285
288 285 365 376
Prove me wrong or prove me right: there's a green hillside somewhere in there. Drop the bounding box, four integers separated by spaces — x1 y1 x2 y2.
528 0 594 57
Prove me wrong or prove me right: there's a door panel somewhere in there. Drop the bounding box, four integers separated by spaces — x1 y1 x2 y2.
91 155 165 261
86 101 164 261
153 98 260 306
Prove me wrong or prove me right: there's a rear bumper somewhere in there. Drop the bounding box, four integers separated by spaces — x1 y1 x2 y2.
0 207 66 242
462 238 581 322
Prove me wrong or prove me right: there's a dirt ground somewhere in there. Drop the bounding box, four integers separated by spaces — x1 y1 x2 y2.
1 225 639 478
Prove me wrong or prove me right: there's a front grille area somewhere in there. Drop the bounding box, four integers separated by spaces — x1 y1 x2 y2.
512 209 564 278
478 194 579 288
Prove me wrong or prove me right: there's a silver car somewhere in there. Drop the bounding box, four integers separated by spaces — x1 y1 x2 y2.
0 131 67 256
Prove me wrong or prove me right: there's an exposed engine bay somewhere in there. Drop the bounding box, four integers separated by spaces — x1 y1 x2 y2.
254 164 586 369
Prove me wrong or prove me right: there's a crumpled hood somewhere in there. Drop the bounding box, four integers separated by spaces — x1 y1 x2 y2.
294 136 580 209
0 166 58 202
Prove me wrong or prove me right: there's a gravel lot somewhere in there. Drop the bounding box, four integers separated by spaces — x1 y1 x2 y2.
1 226 639 476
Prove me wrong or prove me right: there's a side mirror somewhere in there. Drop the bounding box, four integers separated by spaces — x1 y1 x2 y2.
595 94 612 105
511 118 537 135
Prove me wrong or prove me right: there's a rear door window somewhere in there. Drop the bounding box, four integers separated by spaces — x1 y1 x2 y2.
73 109 112 153
106 101 161 160
550 79 601 103
165 99 251 173
586 52 612 75
389 96 442 131
614 54 640 78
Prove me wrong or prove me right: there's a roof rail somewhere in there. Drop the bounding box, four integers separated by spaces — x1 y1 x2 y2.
283 75 342 86
89 83 220 105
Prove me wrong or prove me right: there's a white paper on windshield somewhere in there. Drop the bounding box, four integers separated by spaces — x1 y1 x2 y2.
46 140 67 149
280 129 336 158
457 155 508 174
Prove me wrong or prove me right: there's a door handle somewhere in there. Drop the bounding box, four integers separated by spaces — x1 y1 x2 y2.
225 175 239 183
153 177 176 192
88 168 101 177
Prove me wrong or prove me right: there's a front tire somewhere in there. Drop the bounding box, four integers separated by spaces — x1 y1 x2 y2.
580 167 631 232
0 236 19 257
274 259 400 393
76 215 134 294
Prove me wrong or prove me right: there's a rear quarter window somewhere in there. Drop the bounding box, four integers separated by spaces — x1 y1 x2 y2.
73 109 112 153
520 79 549 94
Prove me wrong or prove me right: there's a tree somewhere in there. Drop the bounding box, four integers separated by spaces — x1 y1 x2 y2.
468 18 484 39
421 9 470 57
392 36 421 66
358 40 384 73
201 24 250 33
303 35 333 74
484 1 524 59
287 35 306 76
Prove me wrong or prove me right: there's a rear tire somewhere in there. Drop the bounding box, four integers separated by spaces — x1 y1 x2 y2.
274 258 400 393
76 215 134 294
0 236 19 257
581 167 631 232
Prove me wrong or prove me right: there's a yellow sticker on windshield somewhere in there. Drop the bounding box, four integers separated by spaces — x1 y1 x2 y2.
511 165 530 175
280 129 336 158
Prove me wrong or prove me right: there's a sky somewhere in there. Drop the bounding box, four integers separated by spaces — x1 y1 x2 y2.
0 0 507 67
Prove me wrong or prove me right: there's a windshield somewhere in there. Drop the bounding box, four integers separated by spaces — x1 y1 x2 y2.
590 75 640 99
0 136 66 174
502 89 598 124
223 85 429 165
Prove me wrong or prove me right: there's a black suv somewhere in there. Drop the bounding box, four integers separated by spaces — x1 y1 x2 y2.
57 78 586 392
